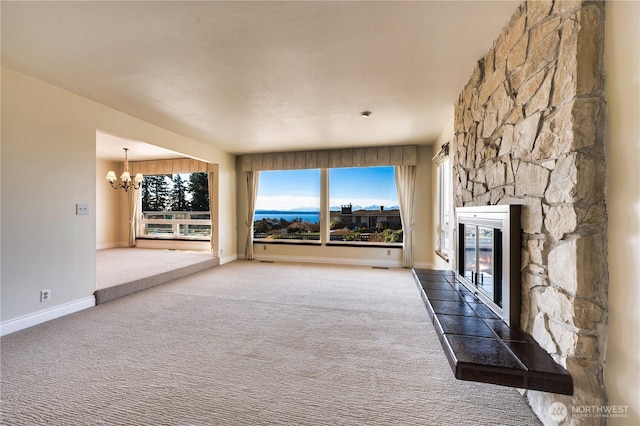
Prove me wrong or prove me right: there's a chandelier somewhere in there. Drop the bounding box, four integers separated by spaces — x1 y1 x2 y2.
106 148 143 192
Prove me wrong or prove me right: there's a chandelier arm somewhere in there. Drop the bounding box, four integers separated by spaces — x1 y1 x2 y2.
106 148 142 192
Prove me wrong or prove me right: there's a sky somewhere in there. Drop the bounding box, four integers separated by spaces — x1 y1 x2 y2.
255 167 399 211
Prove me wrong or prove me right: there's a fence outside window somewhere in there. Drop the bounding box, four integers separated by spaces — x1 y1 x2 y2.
139 211 211 240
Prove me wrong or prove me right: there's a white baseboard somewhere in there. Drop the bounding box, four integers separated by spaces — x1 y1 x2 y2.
413 261 435 269
135 239 211 251
253 254 403 268
0 296 96 337
96 242 123 250
219 253 238 265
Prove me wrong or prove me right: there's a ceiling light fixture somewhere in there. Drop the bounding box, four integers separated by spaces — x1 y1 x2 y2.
106 148 143 192
360 110 372 118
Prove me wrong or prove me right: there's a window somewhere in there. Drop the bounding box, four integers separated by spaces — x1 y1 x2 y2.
139 172 211 240
436 159 451 258
329 167 402 244
253 169 320 241
252 167 403 245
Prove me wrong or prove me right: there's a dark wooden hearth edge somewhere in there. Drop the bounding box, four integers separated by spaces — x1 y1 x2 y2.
412 268 573 396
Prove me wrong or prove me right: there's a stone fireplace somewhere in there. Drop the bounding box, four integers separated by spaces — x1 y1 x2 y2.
451 1 607 424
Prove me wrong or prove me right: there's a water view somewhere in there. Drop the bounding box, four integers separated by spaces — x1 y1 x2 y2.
254 211 320 223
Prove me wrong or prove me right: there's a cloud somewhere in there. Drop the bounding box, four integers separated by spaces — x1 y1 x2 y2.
256 195 320 211
256 195 399 211
330 197 398 209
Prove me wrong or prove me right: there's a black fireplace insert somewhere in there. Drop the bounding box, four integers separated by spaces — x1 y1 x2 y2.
456 205 522 327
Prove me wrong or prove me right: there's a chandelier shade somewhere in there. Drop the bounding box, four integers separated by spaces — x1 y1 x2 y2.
106 148 143 192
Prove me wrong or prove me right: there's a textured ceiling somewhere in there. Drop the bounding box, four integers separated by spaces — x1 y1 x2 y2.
2 1 518 157
95 131 185 162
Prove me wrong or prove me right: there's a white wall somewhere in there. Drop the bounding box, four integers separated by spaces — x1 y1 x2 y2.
96 158 124 249
413 145 435 269
604 1 640 423
235 145 434 268
1 67 236 327
217 163 237 262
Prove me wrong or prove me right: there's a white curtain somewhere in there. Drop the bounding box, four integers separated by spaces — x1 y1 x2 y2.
245 171 260 260
128 189 141 247
395 165 417 268
208 172 215 253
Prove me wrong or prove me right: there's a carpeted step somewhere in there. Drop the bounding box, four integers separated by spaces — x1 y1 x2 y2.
94 258 219 304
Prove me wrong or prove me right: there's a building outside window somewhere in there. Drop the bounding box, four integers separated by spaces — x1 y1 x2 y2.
252 166 402 245
328 166 402 244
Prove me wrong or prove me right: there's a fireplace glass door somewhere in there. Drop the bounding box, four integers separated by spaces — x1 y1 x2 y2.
460 223 502 308
477 226 497 305
463 226 476 284
455 206 521 327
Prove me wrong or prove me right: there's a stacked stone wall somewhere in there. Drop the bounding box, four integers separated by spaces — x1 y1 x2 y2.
452 1 607 424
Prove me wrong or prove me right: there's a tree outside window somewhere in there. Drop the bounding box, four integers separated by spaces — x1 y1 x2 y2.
140 172 211 239
170 174 189 211
142 173 209 212
188 173 210 211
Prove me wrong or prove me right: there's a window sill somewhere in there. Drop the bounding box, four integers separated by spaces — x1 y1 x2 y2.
435 250 450 262
254 239 321 246
253 240 402 248
326 242 403 248
137 237 211 242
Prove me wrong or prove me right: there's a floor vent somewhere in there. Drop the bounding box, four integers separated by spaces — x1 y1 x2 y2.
260 260 275 263
372 266 389 270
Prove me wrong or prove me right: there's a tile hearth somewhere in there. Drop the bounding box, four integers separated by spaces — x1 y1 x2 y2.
413 269 573 396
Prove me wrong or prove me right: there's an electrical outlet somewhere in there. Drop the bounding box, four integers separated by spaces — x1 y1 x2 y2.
387 249 391 255
40 289 51 302
263 245 267 250
76 203 90 215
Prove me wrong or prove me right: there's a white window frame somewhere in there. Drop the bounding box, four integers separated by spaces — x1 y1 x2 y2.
436 158 451 259
327 166 403 247
137 172 211 241
253 169 322 244
253 166 403 247
138 211 211 240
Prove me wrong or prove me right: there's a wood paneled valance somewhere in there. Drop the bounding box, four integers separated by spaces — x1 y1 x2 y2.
130 158 215 175
240 146 417 172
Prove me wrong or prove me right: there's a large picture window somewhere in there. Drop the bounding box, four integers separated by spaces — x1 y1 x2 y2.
253 169 321 241
139 172 211 240
252 166 402 245
329 167 402 244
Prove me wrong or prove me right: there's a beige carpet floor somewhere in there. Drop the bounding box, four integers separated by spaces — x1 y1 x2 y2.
96 248 215 290
1 261 541 425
